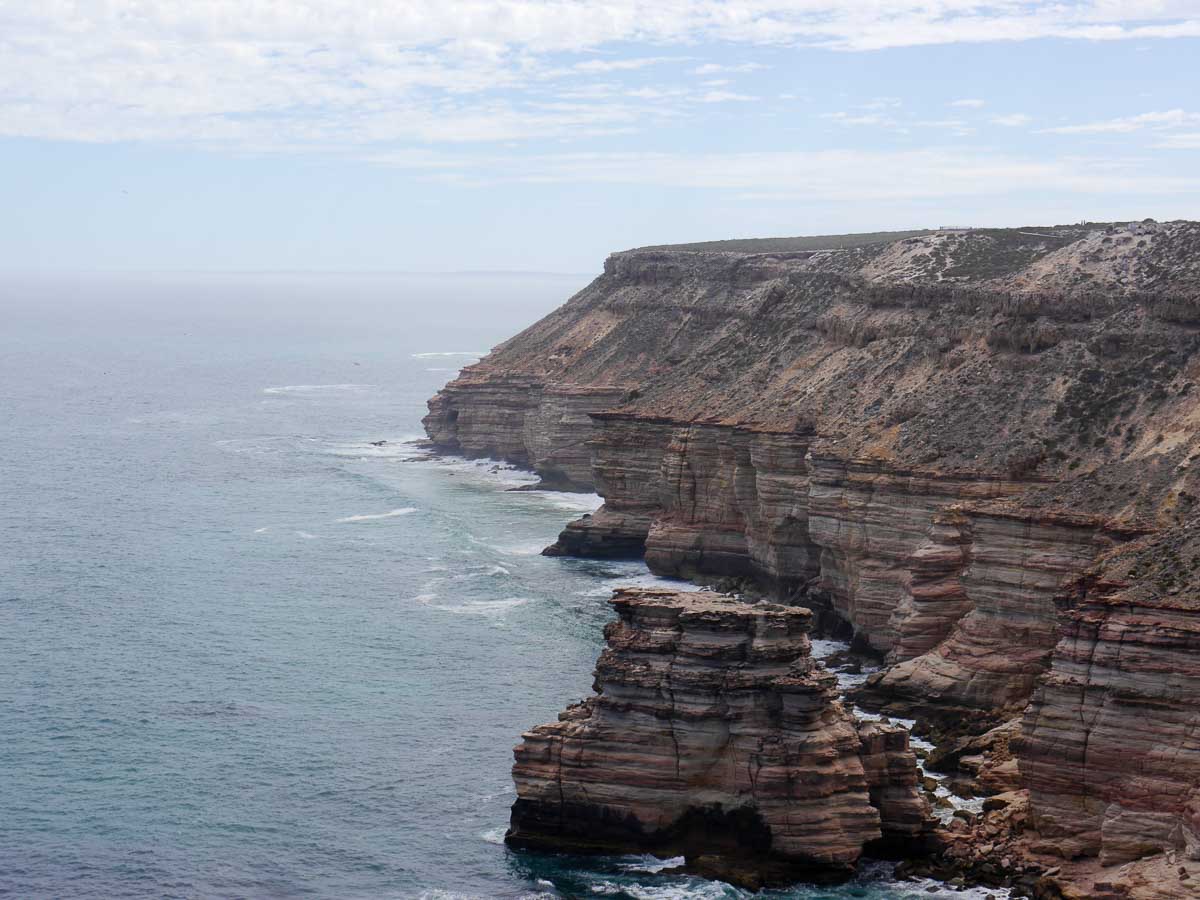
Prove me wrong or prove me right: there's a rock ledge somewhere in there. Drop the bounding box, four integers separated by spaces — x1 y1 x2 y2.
506 588 925 888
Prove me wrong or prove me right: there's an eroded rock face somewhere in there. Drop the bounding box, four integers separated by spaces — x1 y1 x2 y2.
644 423 762 580
805 459 1025 659
1021 527 1200 868
637 423 823 598
428 222 1200 892
543 415 675 557
556 418 1072 719
556 418 1030 664
424 376 626 489
507 589 926 885
865 509 1130 720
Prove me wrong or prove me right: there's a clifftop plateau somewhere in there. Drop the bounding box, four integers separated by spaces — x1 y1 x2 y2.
426 221 1200 897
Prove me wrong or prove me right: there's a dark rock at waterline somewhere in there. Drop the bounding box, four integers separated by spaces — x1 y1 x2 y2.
506 588 928 885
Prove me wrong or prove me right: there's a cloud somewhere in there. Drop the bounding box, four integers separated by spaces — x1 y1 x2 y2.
574 56 677 73
1042 109 1200 134
809 9 1200 52
824 107 939 134
914 118 974 136
2 2 1199 151
823 112 896 127
484 148 1200 200
698 91 756 103
692 62 768 75
363 143 1194 193
1156 133 1200 149
950 99 986 108
624 86 691 100
992 113 1033 127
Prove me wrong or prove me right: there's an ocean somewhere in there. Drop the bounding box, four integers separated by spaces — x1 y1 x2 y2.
1 272 998 899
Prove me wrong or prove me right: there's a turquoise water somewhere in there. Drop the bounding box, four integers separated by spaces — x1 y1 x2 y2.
2 273 992 899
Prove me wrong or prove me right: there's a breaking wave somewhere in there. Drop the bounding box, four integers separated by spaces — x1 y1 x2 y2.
335 507 417 523
321 438 426 460
432 597 531 615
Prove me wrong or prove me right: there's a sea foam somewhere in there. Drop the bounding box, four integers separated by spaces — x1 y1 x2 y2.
515 490 604 513
263 384 373 395
433 598 530 615
321 437 426 460
617 855 687 874
480 827 507 845
335 507 417 523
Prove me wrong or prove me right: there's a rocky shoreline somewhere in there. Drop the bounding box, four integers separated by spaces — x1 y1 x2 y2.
426 223 1200 898
506 588 926 890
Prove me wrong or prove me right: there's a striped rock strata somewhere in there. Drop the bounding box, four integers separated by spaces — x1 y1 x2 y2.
1021 524 1200 869
429 223 1200 892
424 376 624 489
428 223 1200 720
506 588 925 887
543 414 675 557
863 508 1135 720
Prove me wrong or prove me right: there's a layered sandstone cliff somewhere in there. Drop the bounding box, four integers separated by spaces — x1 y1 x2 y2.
1022 524 1200 868
427 221 1200 894
506 588 925 887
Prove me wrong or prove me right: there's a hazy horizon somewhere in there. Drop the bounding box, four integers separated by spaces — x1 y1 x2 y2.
3 1 1199 274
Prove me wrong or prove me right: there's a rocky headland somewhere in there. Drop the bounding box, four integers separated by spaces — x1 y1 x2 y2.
507 588 926 889
425 221 1200 897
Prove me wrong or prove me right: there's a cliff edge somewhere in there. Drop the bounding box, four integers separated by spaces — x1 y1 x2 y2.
426 221 1200 896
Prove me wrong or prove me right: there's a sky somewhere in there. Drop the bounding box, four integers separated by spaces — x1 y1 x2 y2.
3 1 1200 273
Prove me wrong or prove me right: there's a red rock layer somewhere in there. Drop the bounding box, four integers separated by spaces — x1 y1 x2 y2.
424 376 626 489
868 509 1128 718
507 589 925 884
1021 529 1200 868
555 416 1039 679
543 415 674 557
805 458 1025 658
426 226 1200 891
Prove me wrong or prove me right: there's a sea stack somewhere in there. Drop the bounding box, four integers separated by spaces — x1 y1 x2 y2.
505 588 925 888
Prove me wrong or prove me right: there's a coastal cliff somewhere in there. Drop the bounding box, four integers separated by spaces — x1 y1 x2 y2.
506 588 926 888
426 221 1200 895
